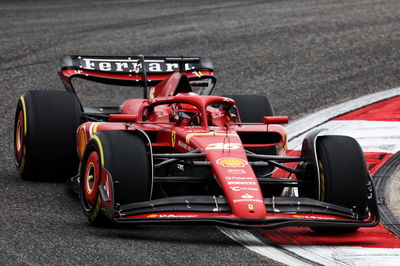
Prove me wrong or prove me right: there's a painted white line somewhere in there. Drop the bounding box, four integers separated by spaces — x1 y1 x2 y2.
289 120 400 153
285 246 400 266
220 88 400 265
218 228 313 266
286 87 400 140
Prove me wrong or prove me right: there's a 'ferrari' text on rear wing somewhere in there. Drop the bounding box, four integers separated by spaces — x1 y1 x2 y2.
58 55 216 97
61 55 214 74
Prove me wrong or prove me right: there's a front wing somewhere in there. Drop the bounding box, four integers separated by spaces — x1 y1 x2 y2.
110 195 379 229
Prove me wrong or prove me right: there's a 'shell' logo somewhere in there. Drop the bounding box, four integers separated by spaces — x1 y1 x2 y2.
217 157 247 167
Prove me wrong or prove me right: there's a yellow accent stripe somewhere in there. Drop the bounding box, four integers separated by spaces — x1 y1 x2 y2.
186 133 237 144
20 96 27 136
318 160 325 201
92 122 103 134
90 135 104 167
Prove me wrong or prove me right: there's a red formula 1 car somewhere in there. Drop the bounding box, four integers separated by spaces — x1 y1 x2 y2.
14 55 379 230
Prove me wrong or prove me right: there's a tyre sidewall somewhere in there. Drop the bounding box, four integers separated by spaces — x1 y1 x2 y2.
80 138 104 223
15 90 81 180
317 136 369 215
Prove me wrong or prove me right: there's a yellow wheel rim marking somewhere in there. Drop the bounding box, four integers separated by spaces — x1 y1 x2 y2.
20 96 27 136
16 120 22 152
86 162 95 195
90 135 104 167
17 96 27 174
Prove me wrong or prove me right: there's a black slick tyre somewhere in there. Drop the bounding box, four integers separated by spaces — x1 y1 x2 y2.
80 131 152 225
14 90 81 180
312 135 369 232
224 94 274 122
225 94 276 158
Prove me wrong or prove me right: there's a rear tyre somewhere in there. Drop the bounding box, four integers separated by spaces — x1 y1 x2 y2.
80 131 151 225
311 136 369 232
223 94 274 122
225 94 275 155
225 94 277 178
14 90 81 180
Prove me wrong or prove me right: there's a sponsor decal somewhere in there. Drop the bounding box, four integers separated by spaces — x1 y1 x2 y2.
225 176 254 180
221 97 233 102
192 71 203 77
156 111 169 118
78 57 196 73
211 112 224 119
171 131 176 147
227 169 246 174
227 181 256 185
217 157 247 167
185 129 207 133
147 214 159 218
230 187 259 192
241 193 254 199
159 214 197 218
151 96 174 103
206 143 241 150
177 140 194 151
292 215 335 220
248 204 254 210
233 199 263 203
176 164 184 171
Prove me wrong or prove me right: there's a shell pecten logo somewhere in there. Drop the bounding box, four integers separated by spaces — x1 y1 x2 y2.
217 157 247 167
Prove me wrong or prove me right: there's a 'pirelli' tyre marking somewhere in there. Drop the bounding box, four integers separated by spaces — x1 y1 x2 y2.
89 194 102 222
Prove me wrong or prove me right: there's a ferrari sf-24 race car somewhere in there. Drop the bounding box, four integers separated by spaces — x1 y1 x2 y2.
14 55 379 230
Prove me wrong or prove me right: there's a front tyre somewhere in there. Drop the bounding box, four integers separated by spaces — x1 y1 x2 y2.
312 135 370 232
80 131 152 225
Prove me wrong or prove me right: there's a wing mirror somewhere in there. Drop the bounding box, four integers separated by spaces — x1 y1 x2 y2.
109 114 137 122
263 116 289 125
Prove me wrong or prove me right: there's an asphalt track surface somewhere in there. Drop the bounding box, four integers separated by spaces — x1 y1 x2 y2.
1 0 400 265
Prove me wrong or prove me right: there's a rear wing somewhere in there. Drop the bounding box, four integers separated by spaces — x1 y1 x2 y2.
58 55 215 97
